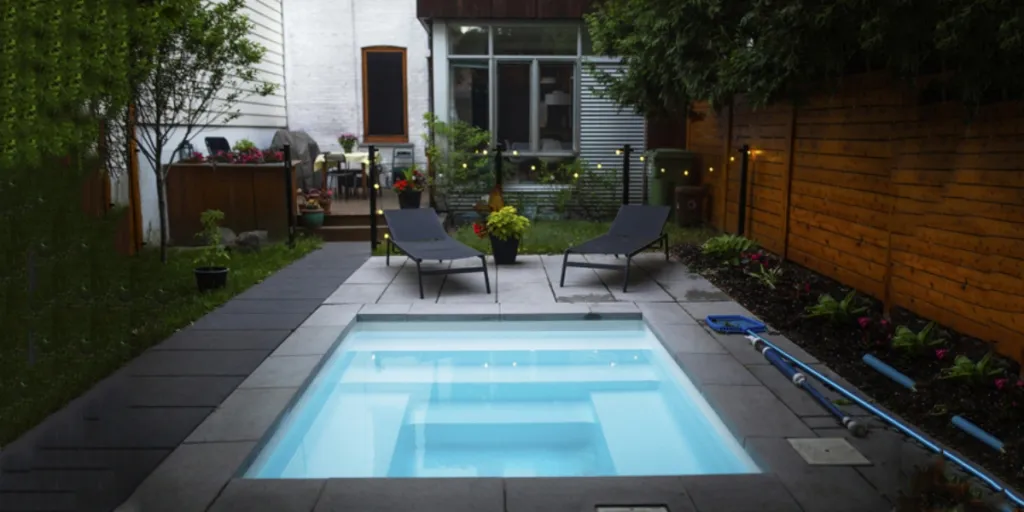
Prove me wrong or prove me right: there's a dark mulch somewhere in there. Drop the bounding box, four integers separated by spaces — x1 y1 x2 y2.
675 243 1024 494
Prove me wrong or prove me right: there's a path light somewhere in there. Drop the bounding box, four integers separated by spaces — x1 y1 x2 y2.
615 149 622 156
684 170 690 176
530 165 536 171
597 163 603 169
384 233 389 239
474 149 480 154
709 167 714 172
639 155 645 162
660 168 665 173
512 150 519 156
482 149 488 155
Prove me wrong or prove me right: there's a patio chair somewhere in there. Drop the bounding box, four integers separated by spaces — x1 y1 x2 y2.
205 137 231 155
559 205 672 293
384 208 491 299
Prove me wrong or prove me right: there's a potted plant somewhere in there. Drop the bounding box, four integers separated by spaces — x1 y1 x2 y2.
208 150 236 163
300 197 325 228
483 206 530 265
193 209 231 292
263 149 285 163
392 166 426 209
338 132 358 153
232 138 257 153
306 188 334 214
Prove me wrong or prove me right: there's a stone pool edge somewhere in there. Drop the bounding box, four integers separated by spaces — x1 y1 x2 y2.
118 303 879 512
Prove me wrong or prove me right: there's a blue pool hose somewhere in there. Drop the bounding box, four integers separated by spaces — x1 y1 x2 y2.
862 354 918 392
742 330 1024 509
952 415 1006 454
751 338 867 437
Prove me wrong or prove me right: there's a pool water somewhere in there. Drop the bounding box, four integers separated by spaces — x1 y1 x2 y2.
244 320 759 478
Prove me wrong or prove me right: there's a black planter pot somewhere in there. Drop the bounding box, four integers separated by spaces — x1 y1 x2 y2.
398 190 422 209
194 266 229 292
489 235 520 265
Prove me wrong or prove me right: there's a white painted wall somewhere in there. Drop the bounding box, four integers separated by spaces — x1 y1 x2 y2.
128 0 288 244
282 0 430 160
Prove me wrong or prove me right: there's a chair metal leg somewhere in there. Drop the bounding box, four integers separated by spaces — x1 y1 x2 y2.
480 255 491 294
386 239 391 266
623 257 632 293
663 235 669 261
559 251 570 288
415 259 425 299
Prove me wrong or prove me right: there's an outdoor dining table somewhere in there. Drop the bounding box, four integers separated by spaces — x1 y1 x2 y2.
313 152 371 199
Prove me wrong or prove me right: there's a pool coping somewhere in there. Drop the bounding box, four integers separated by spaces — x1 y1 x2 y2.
118 303 910 511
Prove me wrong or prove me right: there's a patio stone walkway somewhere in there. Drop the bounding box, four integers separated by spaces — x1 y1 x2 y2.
0 243 370 512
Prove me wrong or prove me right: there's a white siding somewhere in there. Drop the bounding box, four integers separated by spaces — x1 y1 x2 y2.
282 0 430 160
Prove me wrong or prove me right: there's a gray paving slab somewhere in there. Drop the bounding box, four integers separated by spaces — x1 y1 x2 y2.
710 332 769 366
747 365 860 418
184 387 298 444
588 302 641 317
499 302 590 320
314 478 503 512
437 273 495 303
215 299 324 314
637 302 697 325
553 284 616 303
789 438 871 465
271 326 346 356
324 283 388 304
301 304 360 327
151 329 291 351
342 265 402 284
497 280 556 303
125 350 271 377
648 323 728 354
679 301 757 323
208 479 326 512
238 355 322 389
36 407 214 449
810 427 919 503
377 280 444 302
681 474 802 512
357 303 411 320
504 477 696 512
105 376 244 407
661 275 731 302
608 279 675 303
0 491 77 512
701 386 815 439
235 283 344 300
744 437 891 512
190 312 311 331
672 353 760 386
116 442 255 512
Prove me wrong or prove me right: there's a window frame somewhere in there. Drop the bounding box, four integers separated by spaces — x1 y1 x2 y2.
361 46 409 144
447 22 584 158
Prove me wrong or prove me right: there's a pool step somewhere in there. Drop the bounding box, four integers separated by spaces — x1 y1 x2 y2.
591 391 700 475
338 364 660 385
407 401 594 426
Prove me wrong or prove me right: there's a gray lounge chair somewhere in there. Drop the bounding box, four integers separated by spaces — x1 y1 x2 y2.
384 208 491 299
559 205 672 292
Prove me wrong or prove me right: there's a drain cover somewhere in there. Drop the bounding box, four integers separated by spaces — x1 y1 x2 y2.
596 507 669 512
788 437 871 465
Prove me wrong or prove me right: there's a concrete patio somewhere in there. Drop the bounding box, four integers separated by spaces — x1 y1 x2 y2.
2 246 983 512
112 251 950 512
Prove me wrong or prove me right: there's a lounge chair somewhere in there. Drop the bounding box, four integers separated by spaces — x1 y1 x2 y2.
384 208 491 299
559 205 672 293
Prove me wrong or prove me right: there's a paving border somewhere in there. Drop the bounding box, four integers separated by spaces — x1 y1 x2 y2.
121 291 901 512
0 243 370 512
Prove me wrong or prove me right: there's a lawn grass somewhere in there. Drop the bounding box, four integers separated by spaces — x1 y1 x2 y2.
0 236 322 446
372 220 716 256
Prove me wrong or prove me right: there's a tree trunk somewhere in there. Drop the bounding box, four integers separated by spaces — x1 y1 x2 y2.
157 169 169 263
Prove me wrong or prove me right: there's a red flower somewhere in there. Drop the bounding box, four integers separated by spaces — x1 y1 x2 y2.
1017 379 1024 388
472 222 487 239
935 348 949 360
394 179 409 192
996 378 1009 390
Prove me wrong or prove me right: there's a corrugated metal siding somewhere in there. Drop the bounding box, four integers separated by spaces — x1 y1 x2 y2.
580 61 647 208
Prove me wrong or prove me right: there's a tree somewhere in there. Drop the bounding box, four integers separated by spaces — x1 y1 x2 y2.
132 0 276 262
585 0 1024 115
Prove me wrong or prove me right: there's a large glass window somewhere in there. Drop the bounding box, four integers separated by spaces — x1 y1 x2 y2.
451 61 489 131
448 25 488 55
493 25 578 55
496 62 532 152
537 62 574 152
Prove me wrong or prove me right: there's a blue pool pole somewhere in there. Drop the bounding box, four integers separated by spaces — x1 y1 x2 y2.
743 331 1024 510
750 338 867 437
862 354 917 392
952 416 1006 453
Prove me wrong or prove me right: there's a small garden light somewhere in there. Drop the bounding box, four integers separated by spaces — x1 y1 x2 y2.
462 162 468 168
660 168 665 173
709 167 714 172
384 233 389 239
377 209 383 215
597 163 602 169
573 172 579 179
482 149 488 155
639 155 645 162
684 170 690 176
373 183 379 190
730 156 736 162
615 149 622 156
512 150 519 156
530 165 536 171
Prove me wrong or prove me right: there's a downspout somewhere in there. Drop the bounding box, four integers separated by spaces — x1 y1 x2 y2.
423 19 436 208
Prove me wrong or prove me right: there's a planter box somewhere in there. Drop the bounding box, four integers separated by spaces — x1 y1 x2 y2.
165 161 301 246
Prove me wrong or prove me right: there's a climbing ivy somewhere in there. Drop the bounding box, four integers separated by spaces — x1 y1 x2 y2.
585 0 1024 114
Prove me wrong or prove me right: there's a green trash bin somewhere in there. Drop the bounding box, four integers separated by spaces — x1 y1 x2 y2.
646 149 697 212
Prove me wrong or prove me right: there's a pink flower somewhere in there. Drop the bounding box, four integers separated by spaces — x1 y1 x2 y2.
880 319 890 329
935 349 949 360
857 317 871 329
750 253 762 262
996 378 1009 390
1017 379 1024 388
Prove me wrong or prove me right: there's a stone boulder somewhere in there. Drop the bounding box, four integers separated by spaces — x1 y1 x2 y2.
218 227 237 246
234 230 268 253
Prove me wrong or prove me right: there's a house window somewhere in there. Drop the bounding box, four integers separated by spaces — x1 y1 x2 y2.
448 23 583 183
362 46 408 143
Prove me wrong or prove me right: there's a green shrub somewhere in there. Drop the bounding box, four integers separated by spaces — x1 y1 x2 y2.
804 291 868 326
891 322 946 352
700 234 756 266
486 206 531 241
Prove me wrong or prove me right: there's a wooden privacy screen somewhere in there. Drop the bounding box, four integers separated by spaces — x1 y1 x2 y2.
165 162 299 246
687 73 1024 361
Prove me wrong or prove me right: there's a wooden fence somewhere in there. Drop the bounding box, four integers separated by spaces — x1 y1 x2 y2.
165 162 299 245
686 73 1024 361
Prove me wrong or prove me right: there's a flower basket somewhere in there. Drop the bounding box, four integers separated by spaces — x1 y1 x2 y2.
300 198 324 228
392 166 426 209
489 234 520 265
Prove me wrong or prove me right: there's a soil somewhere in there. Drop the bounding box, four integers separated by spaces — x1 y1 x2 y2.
674 243 1024 495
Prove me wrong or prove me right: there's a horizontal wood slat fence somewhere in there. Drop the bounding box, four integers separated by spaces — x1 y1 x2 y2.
686 73 1024 362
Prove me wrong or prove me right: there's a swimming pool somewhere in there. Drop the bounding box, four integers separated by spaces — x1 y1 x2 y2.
244 320 759 478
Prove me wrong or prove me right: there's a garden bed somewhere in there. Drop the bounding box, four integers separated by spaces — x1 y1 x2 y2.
675 239 1024 493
